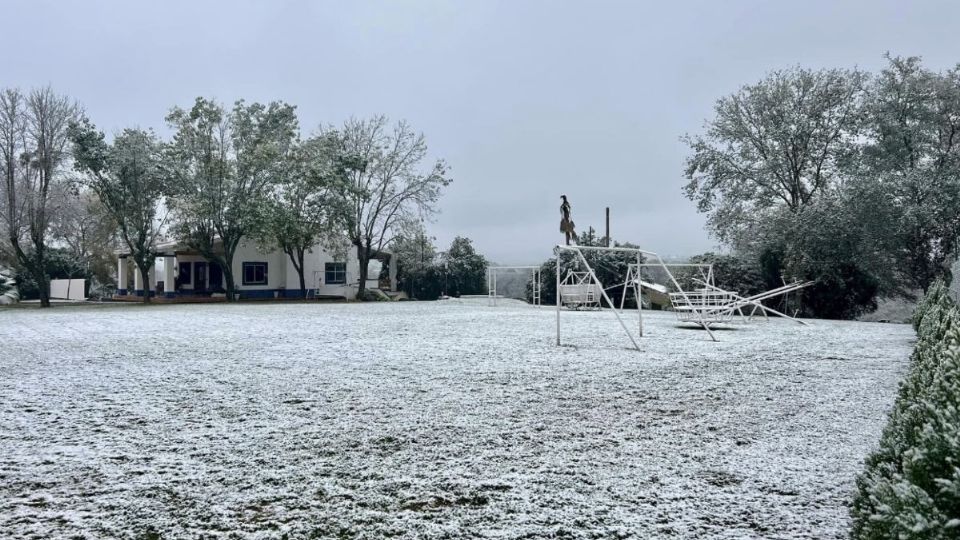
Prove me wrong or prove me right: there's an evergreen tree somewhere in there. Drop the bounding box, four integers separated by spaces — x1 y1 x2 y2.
442 237 487 297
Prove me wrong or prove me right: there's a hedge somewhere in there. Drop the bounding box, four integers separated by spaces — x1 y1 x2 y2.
851 280 960 538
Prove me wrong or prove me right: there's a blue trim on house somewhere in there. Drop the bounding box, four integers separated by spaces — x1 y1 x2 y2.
238 289 277 299
145 288 332 300
280 289 316 298
134 289 144 297
117 288 127 296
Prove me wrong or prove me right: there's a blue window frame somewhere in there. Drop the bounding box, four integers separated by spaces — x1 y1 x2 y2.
242 262 268 285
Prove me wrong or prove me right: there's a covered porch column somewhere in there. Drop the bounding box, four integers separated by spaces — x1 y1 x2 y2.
163 255 176 298
116 256 128 295
133 263 144 296
148 265 157 297
389 253 397 292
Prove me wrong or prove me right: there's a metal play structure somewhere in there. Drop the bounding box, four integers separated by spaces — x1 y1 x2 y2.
554 245 718 350
687 279 814 324
554 245 816 351
487 266 542 306
618 263 714 310
626 263 734 326
625 262 813 328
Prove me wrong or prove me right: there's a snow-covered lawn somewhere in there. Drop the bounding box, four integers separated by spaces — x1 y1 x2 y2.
0 300 913 539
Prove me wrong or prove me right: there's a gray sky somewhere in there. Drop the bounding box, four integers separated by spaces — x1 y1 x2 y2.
5 0 960 264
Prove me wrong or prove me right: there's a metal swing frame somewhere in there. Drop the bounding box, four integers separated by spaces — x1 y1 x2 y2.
554 245 718 351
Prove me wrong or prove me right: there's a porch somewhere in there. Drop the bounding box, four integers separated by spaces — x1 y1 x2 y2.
113 239 398 300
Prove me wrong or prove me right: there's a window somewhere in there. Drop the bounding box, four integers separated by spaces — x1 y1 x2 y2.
325 262 346 285
178 262 192 285
243 262 268 285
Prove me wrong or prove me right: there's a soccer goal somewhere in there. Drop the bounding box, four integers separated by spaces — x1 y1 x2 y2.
487 266 542 306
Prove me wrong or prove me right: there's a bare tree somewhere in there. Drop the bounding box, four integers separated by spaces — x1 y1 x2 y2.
0 87 79 307
0 90 25 271
50 189 118 292
327 116 451 299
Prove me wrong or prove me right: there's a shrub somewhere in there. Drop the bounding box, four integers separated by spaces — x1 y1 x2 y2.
912 280 951 332
851 279 960 538
15 248 95 300
359 289 390 302
0 267 18 304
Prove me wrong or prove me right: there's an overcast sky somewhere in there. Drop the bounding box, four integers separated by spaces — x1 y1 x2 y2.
4 0 960 263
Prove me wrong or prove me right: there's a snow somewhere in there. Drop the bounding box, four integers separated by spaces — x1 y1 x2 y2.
0 302 914 539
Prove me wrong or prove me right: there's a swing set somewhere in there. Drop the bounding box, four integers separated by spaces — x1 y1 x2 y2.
553 245 814 351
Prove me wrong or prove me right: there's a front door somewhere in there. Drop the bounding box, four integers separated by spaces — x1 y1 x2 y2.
208 262 223 292
194 262 208 292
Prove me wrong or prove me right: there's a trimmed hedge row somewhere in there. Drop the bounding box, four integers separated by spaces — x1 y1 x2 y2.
851 281 960 538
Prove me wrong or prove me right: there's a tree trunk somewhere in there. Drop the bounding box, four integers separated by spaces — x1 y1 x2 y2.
17 246 50 307
356 244 369 300
139 265 152 304
223 266 237 302
297 250 306 298
37 269 50 308
283 247 308 299
222 249 237 302
19 248 50 308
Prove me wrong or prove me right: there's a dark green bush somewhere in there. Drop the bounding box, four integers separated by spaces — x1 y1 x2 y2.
15 248 94 300
851 280 960 538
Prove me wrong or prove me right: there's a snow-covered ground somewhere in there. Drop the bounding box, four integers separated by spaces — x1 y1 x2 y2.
0 301 914 539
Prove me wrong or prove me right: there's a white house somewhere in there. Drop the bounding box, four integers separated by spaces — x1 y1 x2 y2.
115 237 396 300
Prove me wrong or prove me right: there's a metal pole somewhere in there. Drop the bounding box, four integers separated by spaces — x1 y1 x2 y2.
605 207 610 247
637 253 643 337
487 267 491 306
535 268 541 307
555 251 561 345
619 265 629 311
529 268 533 306
571 247 640 351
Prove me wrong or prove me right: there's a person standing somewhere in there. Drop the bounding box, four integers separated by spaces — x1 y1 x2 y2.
560 195 577 245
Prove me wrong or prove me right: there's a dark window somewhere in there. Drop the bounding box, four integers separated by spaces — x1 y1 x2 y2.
178 262 192 284
325 262 346 285
194 262 207 290
242 262 268 285
209 262 224 292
